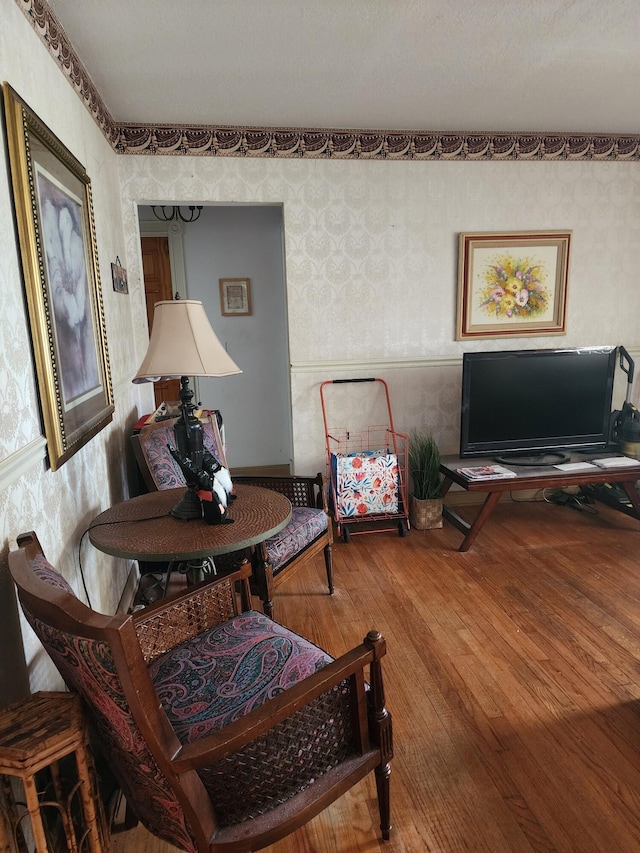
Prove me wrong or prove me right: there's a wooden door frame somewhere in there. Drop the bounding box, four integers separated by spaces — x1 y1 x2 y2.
138 218 188 299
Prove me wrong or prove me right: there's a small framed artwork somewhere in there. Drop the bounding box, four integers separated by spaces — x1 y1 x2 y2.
219 278 252 316
456 231 571 340
218 278 251 317
3 83 114 470
111 257 129 294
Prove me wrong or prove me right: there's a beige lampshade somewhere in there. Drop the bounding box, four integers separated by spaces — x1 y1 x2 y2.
133 299 241 382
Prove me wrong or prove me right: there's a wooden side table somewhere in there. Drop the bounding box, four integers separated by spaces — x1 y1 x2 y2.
89 484 292 616
0 692 109 853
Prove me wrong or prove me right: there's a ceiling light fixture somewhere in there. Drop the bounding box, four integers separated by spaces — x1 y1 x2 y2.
151 205 204 223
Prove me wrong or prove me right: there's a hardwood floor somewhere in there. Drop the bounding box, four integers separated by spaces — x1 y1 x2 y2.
112 498 640 852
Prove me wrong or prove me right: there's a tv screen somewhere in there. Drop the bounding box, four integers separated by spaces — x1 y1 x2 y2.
460 347 617 462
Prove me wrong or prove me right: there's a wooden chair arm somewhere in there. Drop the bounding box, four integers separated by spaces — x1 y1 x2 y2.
132 562 253 663
171 632 388 772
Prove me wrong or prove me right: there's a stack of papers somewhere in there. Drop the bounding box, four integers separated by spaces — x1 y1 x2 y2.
457 464 517 480
553 461 597 471
591 456 640 469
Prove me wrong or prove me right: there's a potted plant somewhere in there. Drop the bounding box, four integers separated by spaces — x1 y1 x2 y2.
408 430 443 529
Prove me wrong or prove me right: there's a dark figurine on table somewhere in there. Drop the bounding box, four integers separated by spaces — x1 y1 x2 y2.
168 442 235 525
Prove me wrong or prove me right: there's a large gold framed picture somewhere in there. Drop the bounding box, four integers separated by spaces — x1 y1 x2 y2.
3 83 113 470
456 231 571 340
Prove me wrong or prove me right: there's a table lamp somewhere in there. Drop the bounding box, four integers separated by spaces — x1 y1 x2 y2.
133 299 241 520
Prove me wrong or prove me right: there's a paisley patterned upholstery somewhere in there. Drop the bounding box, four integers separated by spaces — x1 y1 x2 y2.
31 553 75 594
266 506 328 574
137 419 225 491
149 610 355 825
150 610 333 740
9 531 392 850
21 563 197 853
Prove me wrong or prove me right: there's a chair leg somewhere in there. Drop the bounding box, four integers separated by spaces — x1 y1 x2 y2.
323 543 334 594
253 544 275 618
375 761 392 841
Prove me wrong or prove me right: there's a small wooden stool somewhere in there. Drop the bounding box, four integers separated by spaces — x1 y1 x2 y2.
0 691 109 852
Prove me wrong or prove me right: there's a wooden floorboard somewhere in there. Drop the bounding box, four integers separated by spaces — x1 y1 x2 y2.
111 498 640 852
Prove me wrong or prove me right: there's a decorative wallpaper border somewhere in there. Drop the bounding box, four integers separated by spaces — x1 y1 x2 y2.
17 0 640 162
112 126 640 161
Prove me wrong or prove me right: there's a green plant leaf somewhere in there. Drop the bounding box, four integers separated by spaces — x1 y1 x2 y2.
408 430 442 500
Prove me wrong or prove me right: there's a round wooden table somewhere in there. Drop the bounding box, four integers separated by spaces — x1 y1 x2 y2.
89 485 292 606
89 484 291 562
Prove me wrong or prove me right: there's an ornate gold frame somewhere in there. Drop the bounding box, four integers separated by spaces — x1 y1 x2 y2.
3 83 113 470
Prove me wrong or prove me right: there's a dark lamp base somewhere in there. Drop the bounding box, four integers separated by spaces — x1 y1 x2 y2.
170 487 203 521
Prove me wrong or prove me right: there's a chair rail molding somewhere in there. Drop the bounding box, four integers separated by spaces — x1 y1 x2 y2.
0 437 47 492
292 355 476 373
291 348 640 375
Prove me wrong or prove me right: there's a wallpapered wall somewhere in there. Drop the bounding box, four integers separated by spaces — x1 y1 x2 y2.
0 0 152 699
119 155 640 474
2 0 640 698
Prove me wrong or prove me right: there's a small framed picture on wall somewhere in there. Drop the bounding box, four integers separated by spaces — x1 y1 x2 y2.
219 278 252 316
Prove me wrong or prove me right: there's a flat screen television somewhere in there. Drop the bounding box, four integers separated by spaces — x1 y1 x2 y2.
459 346 617 464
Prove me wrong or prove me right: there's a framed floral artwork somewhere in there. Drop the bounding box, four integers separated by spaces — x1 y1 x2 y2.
3 83 114 470
456 231 571 340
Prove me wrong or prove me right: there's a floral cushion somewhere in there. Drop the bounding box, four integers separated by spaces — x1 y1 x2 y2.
148 610 333 743
331 451 399 516
265 506 328 575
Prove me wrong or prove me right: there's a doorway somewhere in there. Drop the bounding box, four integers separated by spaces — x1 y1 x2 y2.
140 235 180 408
138 205 292 475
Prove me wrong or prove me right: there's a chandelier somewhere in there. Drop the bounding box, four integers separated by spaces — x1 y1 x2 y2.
151 205 203 223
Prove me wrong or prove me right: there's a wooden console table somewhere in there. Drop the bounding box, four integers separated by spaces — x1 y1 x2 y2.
440 454 640 552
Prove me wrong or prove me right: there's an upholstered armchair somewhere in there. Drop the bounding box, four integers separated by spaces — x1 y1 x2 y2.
9 532 392 852
132 417 334 616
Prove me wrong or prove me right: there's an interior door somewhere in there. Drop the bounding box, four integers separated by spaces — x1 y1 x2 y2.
140 236 180 407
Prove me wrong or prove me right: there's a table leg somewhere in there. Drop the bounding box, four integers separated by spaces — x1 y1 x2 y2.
183 557 216 586
73 744 108 853
442 491 502 552
21 775 49 853
439 477 454 499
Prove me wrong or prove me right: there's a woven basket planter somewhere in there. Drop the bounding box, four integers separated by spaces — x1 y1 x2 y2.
409 495 443 530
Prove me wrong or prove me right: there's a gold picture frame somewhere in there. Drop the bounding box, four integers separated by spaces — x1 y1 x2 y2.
219 278 252 316
3 83 114 470
456 231 571 340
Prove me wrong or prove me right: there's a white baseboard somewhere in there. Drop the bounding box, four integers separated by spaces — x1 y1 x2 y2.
117 562 140 614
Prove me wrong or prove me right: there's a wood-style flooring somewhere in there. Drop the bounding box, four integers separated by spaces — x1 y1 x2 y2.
112 497 640 852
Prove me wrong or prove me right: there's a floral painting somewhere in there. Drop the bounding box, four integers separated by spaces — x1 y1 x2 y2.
478 253 549 320
456 231 571 339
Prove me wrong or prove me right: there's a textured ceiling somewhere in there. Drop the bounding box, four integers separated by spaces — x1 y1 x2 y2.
46 0 640 135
